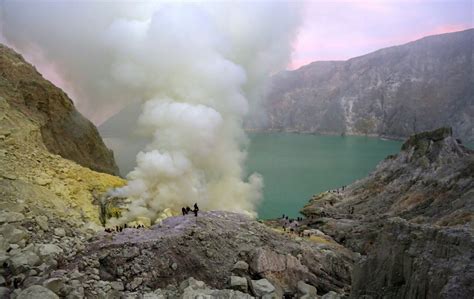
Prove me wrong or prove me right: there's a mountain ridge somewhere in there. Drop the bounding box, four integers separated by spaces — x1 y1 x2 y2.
249 29 474 142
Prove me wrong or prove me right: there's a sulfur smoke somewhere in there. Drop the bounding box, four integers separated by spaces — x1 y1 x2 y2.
1 1 301 222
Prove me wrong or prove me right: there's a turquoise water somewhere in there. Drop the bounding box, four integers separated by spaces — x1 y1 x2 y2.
246 133 402 219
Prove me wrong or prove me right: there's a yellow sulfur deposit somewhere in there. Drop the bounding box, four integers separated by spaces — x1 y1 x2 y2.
0 97 126 227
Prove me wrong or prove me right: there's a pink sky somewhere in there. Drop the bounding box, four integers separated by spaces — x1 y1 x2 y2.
289 0 473 69
2 0 472 124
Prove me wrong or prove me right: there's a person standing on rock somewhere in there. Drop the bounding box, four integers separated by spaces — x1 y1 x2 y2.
182 207 186 216
193 203 199 217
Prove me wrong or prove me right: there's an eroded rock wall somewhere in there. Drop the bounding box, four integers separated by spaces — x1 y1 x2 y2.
301 128 474 298
0 44 119 175
253 29 474 143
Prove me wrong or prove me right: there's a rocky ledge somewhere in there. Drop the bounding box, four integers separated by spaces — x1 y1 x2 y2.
301 127 474 298
67 211 353 298
1 210 354 298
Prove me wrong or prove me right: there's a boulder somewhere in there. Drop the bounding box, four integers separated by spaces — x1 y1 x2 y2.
250 248 285 274
110 281 124 291
170 262 178 270
17 285 59 299
179 277 206 291
35 216 49 231
43 277 64 294
297 281 317 297
0 210 25 223
0 224 28 244
232 261 249 275
36 244 63 258
9 250 41 273
250 279 275 297
127 277 143 291
229 276 248 292
53 228 66 237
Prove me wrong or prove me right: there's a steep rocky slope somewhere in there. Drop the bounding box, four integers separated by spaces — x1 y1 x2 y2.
0 44 119 175
252 29 474 142
301 127 474 298
0 44 127 224
0 44 127 297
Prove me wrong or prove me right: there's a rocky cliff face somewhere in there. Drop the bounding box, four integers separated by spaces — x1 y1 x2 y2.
252 29 474 142
0 45 131 298
301 127 474 298
0 44 119 175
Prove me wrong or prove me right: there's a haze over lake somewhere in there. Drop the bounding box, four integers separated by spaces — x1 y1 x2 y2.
246 133 402 219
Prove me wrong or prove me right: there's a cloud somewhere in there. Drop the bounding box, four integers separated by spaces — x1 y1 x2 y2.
0 1 302 222
289 0 473 69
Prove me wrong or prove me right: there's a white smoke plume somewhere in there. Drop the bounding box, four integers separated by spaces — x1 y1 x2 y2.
1 1 302 222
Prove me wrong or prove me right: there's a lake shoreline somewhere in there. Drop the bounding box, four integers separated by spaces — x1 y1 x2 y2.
245 128 407 142
246 132 402 219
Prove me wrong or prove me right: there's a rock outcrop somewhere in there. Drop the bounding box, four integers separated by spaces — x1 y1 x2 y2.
301 127 474 298
67 211 354 298
0 209 353 298
0 43 128 297
0 43 119 175
250 29 474 142
0 43 126 224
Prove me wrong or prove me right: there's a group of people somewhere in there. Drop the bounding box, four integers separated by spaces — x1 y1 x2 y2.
279 214 313 238
104 223 146 233
182 203 199 217
330 185 347 194
281 214 301 232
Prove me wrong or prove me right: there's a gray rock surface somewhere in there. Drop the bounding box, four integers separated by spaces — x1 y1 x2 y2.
297 280 317 297
66 211 353 297
351 218 473 299
0 210 25 223
301 128 474 298
17 285 59 299
250 29 474 143
42 277 64 294
232 261 249 274
250 279 275 297
36 244 63 259
230 276 248 292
